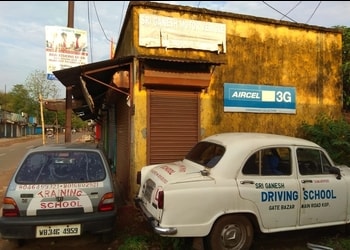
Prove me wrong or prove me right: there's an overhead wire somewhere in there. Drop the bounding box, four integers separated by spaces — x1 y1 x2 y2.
262 1 297 22
118 1 127 36
305 1 322 24
263 1 322 25
280 1 302 21
90 1 127 58
92 1 113 44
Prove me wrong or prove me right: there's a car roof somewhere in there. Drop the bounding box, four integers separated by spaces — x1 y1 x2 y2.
203 132 319 149
27 143 101 152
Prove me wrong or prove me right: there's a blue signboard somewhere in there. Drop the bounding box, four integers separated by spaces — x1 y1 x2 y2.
224 83 296 114
47 73 57 81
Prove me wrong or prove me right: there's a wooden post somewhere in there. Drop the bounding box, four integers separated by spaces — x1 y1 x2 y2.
39 94 46 145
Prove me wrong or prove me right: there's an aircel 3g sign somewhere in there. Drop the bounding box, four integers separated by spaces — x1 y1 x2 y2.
224 83 296 114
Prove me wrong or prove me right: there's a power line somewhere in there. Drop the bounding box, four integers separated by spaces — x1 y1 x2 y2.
91 1 127 51
262 1 297 23
280 1 302 21
92 1 113 44
118 1 127 37
305 1 322 24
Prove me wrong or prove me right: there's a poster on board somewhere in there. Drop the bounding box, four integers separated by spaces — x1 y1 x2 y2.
45 26 88 80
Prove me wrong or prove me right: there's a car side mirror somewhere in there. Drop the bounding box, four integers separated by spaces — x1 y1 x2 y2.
330 166 341 180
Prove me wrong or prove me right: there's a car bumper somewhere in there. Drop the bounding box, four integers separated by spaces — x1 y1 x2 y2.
0 210 117 239
134 197 177 235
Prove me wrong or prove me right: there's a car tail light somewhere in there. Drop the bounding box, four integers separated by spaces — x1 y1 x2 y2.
2 197 20 217
98 192 115 212
156 190 164 209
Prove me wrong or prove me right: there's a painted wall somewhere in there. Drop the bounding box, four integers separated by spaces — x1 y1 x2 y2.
201 23 342 137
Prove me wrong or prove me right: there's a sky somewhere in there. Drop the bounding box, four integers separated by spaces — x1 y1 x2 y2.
1 1 350 98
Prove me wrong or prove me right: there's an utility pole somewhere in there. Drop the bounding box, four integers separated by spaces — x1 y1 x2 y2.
65 1 74 143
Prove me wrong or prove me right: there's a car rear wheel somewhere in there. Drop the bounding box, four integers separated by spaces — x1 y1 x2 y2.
204 214 253 250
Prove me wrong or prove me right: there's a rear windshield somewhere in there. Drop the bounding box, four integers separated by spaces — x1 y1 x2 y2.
185 141 225 168
15 151 106 184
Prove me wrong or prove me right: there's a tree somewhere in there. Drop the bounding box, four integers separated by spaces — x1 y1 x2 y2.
72 113 89 130
24 69 59 100
7 84 37 115
0 91 10 111
23 69 64 125
338 26 350 111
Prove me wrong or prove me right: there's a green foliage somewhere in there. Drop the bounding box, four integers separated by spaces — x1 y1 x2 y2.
117 235 194 250
0 84 36 114
320 233 350 250
72 113 89 130
118 236 149 250
336 26 350 111
298 114 350 166
0 69 91 128
0 92 10 111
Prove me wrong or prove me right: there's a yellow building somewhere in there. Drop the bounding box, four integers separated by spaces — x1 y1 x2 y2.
54 1 343 201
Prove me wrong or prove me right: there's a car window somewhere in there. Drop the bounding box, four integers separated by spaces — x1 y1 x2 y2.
297 148 332 175
242 147 291 175
185 141 225 168
15 151 106 184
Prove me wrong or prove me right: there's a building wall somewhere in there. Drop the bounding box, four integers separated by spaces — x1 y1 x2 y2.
114 10 135 58
125 4 342 137
116 2 343 198
201 24 342 137
130 60 147 197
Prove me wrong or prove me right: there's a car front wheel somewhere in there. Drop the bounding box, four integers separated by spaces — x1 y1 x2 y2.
204 214 254 250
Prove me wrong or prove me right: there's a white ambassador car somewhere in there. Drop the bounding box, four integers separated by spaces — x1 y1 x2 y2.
0 143 117 245
135 132 347 250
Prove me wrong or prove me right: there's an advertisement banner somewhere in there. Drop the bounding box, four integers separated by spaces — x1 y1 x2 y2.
45 26 88 80
224 83 296 114
139 14 226 53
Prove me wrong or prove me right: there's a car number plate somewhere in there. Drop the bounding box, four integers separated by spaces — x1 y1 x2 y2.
36 224 81 238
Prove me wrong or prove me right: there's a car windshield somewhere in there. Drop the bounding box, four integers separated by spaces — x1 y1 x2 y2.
185 141 225 168
15 150 106 184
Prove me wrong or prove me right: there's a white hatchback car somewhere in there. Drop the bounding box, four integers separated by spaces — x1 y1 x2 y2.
135 132 345 250
0 143 118 244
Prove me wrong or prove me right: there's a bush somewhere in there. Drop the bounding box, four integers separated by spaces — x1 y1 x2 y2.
298 113 350 166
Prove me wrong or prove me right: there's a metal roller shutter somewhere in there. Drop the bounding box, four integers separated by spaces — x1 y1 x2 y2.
148 90 200 164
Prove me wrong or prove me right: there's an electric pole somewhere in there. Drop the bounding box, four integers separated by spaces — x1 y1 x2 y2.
65 1 74 143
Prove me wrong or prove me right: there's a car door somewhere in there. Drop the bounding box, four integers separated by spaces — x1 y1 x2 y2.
237 147 300 230
296 147 347 226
